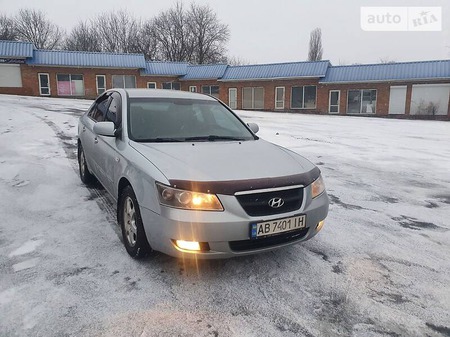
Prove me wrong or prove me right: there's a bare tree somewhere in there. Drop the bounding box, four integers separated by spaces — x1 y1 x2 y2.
14 9 64 49
64 21 101 52
187 3 229 64
308 28 323 61
7 3 230 62
0 14 17 41
131 20 160 60
152 2 194 62
226 55 252 66
94 11 141 53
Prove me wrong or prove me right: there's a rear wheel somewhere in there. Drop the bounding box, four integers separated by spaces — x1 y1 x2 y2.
118 186 152 259
78 143 95 185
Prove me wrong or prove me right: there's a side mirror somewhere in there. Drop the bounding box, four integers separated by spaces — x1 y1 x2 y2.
247 122 259 134
93 121 116 137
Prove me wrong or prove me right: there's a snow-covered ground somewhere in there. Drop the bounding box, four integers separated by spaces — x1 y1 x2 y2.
0 94 449 337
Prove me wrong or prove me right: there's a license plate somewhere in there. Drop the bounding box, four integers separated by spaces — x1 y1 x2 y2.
251 215 306 239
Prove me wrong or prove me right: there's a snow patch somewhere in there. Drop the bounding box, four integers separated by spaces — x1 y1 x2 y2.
12 258 39 272
0 287 16 305
0 95 449 337
9 239 44 257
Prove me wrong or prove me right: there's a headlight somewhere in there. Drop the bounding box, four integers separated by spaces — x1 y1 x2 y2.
156 183 224 211
311 175 325 198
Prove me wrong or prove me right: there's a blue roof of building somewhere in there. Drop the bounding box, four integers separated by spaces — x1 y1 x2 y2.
220 61 330 81
181 64 228 80
27 49 146 68
321 60 450 83
0 40 34 58
142 61 189 76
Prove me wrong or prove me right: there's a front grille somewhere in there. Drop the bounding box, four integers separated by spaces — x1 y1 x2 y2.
229 228 309 252
235 187 303 216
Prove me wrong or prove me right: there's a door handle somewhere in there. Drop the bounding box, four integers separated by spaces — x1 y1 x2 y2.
82 126 86 132
94 137 98 144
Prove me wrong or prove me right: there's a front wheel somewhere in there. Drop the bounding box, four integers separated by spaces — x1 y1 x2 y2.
118 186 152 259
78 143 95 185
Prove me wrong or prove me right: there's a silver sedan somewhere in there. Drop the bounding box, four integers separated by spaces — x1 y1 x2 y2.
77 89 329 259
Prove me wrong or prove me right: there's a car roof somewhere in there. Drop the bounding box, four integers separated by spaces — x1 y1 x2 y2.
121 88 217 101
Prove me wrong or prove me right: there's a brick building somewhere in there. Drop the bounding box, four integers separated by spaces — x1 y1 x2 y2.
1 40 449 119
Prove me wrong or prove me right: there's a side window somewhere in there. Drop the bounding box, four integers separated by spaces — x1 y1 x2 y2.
105 92 122 127
87 102 97 119
95 98 111 122
89 94 111 122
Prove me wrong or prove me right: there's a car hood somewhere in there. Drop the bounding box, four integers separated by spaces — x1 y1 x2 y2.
130 139 319 193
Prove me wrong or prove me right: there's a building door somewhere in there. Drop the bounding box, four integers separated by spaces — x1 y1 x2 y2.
38 73 50 96
96 75 106 94
229 88 237 109
275 87 285 109
329 90 340 114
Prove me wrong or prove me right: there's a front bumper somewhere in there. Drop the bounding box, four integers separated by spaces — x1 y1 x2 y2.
140 189 329 259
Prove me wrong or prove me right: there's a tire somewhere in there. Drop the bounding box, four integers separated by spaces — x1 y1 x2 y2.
78 143 95 185
118 186 152 259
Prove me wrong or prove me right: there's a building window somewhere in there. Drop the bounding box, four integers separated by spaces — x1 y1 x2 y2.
0 64 22 87
347 89 377 114
329 90 340 113
242 87 264 110
291 86 316 109
96 75 106 95
162 82 181 90
202 85 219 98
147 82 156 89
275 87 285 109
189 86 197 92
228 88 237 109
56 74 84 96
38 73 50 96
410 84 450 116
388 86 407 115
112 75 136 88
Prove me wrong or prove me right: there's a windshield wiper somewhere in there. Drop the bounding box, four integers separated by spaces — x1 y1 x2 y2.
136 137 184 143
184 135 247 142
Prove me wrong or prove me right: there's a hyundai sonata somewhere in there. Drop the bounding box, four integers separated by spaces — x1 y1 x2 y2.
77 89 329 259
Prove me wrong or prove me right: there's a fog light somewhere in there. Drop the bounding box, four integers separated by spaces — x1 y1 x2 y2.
175 240 201 251
316 220 325 232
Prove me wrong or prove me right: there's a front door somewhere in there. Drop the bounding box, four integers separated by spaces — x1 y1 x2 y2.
81 93 111 183
94 92 123 195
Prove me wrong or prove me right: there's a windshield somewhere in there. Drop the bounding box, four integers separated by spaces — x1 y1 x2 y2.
128 98 256 142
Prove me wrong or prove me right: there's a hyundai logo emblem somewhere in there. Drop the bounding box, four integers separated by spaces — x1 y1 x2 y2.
268 197 284 208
